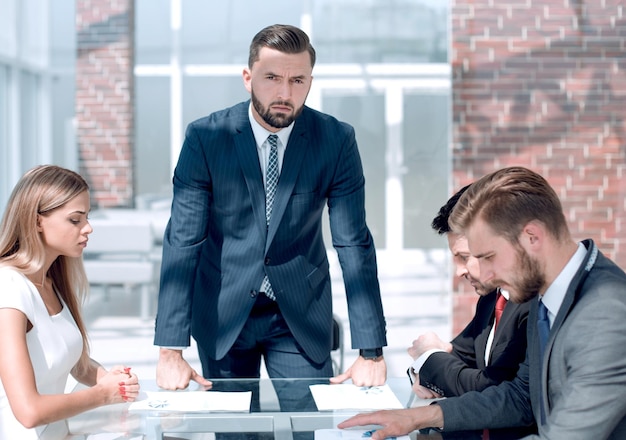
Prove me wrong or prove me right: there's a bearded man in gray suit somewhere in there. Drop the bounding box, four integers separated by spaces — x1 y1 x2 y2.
340 166 626 439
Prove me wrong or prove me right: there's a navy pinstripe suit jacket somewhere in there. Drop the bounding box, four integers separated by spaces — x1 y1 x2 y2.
153 100 387 364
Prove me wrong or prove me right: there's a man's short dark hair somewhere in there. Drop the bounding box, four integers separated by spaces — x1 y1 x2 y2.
431 184 471 235
248 24 316 69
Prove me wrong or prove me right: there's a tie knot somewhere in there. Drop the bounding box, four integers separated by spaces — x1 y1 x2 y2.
267 134 278 148
494 291 507 330
495 291 507 312
538 300 549 320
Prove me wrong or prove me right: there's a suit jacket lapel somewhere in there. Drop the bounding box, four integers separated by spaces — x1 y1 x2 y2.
537 240 596 417
232 106 267 240
546 241 596 370
265 117 308 251
479 292 497 364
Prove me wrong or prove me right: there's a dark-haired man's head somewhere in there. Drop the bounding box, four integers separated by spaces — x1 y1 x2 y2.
433 184 495 296
244 24 315 131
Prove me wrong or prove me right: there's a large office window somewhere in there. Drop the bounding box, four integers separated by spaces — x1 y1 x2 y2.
0 0 67 210
0 0 47 208
1 0 450 252
0 0 455 363
0 65 9 206
135 0 450 252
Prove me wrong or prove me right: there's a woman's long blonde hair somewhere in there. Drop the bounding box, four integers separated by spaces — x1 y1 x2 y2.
0 165 91 373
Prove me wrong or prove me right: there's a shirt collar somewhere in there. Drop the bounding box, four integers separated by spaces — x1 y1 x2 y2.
248 103 294 148
499 288 510 301
540 242 587 321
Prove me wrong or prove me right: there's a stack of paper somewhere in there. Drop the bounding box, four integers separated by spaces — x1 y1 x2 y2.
128 391 252 412
309 384 404 411
314 428 410 440
84 435 143 439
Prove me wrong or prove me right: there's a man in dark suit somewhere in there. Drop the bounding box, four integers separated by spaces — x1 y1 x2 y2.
154 24 387 390
408 185 531 399
339 167 626 439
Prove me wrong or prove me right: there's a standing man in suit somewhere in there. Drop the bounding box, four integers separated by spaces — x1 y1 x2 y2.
339 166 626 439
408 185 531 399
154 24 387 390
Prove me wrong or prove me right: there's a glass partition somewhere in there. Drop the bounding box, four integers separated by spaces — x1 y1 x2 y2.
135 0 450 251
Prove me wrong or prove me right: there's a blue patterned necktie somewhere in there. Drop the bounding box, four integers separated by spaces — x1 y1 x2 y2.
261 134 279 300
537 299 550 424
265 134 279 226
537 300 550 358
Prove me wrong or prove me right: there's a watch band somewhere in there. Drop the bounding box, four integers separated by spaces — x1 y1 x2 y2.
359 348 383 359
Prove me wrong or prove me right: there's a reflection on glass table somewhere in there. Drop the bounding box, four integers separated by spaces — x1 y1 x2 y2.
66 378 531 440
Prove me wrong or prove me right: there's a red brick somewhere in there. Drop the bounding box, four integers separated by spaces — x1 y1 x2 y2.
76 0 135 208
451 0 626 331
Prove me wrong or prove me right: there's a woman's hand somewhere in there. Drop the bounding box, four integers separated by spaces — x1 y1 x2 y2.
97 365 140 404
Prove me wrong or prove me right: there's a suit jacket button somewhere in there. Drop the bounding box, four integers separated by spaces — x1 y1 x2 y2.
250 290 257 298
264 257 271 265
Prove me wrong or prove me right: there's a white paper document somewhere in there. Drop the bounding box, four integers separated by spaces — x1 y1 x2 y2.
128 391 252 412
309 384 404 411
84 435 143 440
314 428 410 440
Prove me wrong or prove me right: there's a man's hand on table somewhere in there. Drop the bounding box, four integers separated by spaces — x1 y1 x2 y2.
338 405 444 440
157 348 212 390
330 355 387 386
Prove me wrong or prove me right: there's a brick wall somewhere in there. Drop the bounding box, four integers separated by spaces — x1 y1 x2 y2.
451 0 626 333
76 0 135 208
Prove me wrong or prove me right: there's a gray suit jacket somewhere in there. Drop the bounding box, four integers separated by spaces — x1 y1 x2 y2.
438 239 626 439
153 101 387 364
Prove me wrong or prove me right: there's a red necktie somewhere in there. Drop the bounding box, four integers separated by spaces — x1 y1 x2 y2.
485 291 508 439
494 291 507 331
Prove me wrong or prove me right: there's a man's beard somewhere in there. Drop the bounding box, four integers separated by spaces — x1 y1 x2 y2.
509 247 546 303
251 90 303 129
467 274 495 296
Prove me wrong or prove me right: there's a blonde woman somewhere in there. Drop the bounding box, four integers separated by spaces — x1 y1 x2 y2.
0 165 139 439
